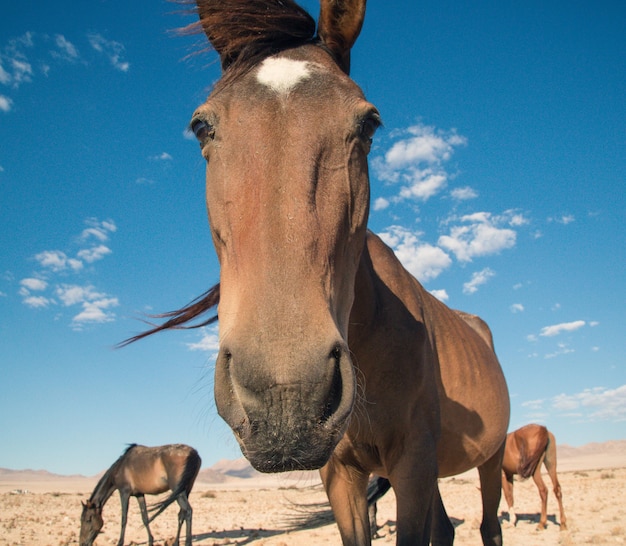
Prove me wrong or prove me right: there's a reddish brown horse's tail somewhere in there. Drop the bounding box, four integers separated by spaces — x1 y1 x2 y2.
516 426 549 479
148 448 202 522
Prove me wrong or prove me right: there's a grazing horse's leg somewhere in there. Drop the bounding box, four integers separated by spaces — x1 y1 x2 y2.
544 434 567 530
320 458 370 546
117 490 130 546
175 492 193 546
477 442 505 546
531 453 549 530
136 494 155 546
500 471 516 526
431 483 454 546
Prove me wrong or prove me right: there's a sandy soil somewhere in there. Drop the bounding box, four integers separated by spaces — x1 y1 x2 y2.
1 454 626 546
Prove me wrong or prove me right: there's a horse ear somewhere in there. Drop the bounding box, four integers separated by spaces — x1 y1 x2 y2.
317 0 367 74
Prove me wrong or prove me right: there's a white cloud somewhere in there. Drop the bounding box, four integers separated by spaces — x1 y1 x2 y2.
22 295 52 308
34 250 83 272
151 152 173 161
540 320 586 337
552 385 626 422
378 225 452 282
372 123 466 204
450 186 477 200
373 197 390 211
87 34 129 72
187 328 220 354
429 289 449 302
545 342 574 359
53 35 79 61
80 218 117 242
0 95 12 112
548 214 576 222
521 399 545 410
510 303 524 313
20 278 47 291
56 284 104 306
72 297 119 327
463 268 495 295
438 212 517 262
77 244 112 263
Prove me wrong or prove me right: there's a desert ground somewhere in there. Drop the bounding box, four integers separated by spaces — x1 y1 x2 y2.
1 442 625 546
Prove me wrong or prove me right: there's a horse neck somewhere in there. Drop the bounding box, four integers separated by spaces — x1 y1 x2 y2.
89 461 121 507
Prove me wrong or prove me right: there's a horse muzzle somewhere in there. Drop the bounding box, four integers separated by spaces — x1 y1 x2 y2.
214 340 356 472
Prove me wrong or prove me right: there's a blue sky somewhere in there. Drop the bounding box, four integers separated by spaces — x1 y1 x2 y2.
1 0 624 476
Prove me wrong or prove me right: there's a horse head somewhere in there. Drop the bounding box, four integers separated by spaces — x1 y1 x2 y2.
79 500 103 546
189 0 378 471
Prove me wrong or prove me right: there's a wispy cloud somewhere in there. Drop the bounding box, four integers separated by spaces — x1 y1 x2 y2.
552 385 626 422
87 33 129 72
378 225 452 282
463 267 495 294
0 94 12 112
150 152 173 161
510 303 524 313
450 186 478 201
187 326 220 361
372 122 467 203
52 34 79 62
19 218 119 328
2 31 129 113
438 211 520 262
540 320 586 337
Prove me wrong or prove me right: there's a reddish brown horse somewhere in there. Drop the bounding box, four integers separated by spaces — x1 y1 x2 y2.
79 444 201 546
501 424 567 530
128 1 510 544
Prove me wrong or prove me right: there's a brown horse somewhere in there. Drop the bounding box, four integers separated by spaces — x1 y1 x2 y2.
501 424 567 530
79 444 201 546
127 1 510 544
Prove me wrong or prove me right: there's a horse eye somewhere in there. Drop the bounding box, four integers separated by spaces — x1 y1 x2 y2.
359 116 381 143
191 119 214 143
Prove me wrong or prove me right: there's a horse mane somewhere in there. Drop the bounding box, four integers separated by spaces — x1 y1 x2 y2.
119 284 220 347
89 444 138 505
175 0 317 71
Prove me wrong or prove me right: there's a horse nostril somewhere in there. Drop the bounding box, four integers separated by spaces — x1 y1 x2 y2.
330 344 342 362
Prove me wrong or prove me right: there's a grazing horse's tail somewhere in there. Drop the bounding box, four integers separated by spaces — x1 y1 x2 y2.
148 448 202 522
517 427 549 479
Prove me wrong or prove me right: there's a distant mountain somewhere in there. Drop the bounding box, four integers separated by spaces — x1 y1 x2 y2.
2 439 625 483
0 468 86 480
209 458 263 479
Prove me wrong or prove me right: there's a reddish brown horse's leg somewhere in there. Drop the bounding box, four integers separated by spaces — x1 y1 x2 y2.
544 435 567 530
320 458 370 545
477 442 505 546
532 455 549 530
501 471 516 525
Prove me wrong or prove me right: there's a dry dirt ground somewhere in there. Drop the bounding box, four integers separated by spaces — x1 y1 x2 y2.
1 461 625 545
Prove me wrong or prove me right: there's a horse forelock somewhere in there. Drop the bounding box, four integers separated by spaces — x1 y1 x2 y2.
176 0 317 73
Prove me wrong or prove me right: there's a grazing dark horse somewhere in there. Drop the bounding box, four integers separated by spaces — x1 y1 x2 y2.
127 1 510 544
79 444 201 546
501 424 567 530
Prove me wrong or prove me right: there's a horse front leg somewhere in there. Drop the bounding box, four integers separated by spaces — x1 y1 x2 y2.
389 456 437 546
431 482 454 546
136 494 155 546
477 441 505 546
117 491 130 546
320 457 370 546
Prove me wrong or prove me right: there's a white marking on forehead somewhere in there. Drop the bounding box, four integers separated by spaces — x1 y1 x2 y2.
256 57 314 94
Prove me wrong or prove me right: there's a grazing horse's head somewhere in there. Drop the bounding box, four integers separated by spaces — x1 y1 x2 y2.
189 0 378 471
79 501 103 546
